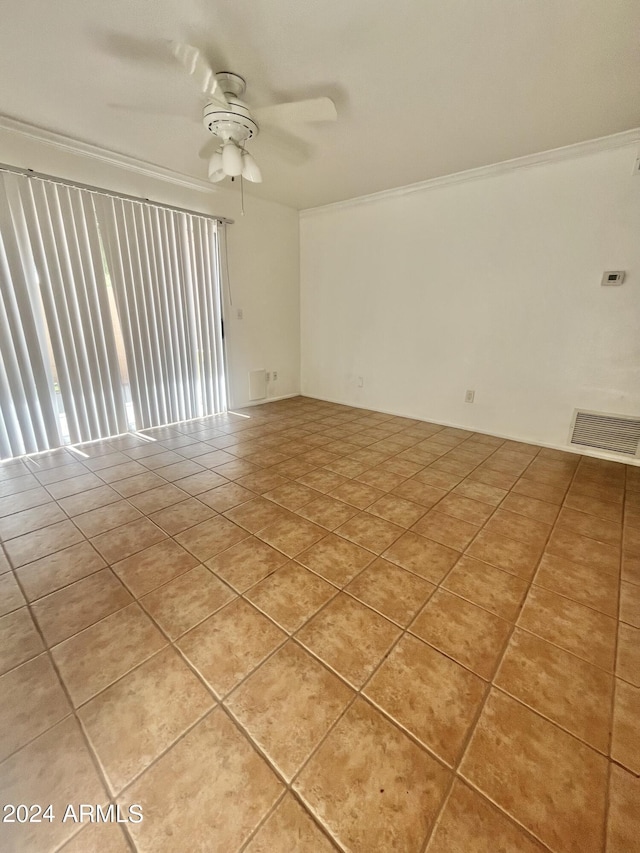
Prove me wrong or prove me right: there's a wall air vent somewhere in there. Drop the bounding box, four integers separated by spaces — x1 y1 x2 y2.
570 410 640 456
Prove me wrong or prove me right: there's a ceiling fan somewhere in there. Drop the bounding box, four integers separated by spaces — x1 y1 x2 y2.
169 42 338 184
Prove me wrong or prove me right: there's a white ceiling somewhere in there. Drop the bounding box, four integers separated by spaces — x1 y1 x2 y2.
1 0 639 209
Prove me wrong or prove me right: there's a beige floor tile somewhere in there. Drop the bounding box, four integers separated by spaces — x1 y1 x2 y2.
482 508 551 548
564 490 622 522
120 708 283 853
414 467 463 490
224 497 289 533
4 520 84 568
391 477 448 508
346 557 435 626
236 470 290 495
534 553 619 616
199 481 255 512
382 531 459 583
495 629 613 752
411 589 511 679
298 468 348 495
111 470 165 498
0 572 25 616
412 510 480 551
607 764 640 853
173 469 228 496
499 491 560 524
365 635 485 765
625 525 640 556
296 533 375 586
611 678 640 774
0 653 70 761
148 496 216 535
518 586 616 671
622 551 640 586
546 526 620 575
256 513 327 557
466 528 542 579
620 580 640 627
0 607 45 675
247 562 337 633
297 494 359 530
227 641 353 780
263 481 319 510
328 479 384 509
294 698 450 853
426 779 548 853
177 598 285 697
58 822 131 853
73 499 142 538
127 482 189 514
244 794 337 853
111 538 198 597
466 466 519 491
460 689 608 853
366 493 426 528
15 541 106 602
53 602 167 706
207 536 288 592
142 564 236 639
617 622 640 686
0 472 39 497
32 569 133 646
443 555 528 621
510 476 567 505
175 515 248 561
57 484 122 517
79 647 213 794
0 717 107 852
0 485 51 518
453 479 508 506
296 593 400 688
432 493 494 526
0 502 66 541
556 506 622 546
91 517 166 564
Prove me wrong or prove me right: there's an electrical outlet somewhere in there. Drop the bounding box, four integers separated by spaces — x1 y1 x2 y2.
265 371 270 382
272 371 278 381
357 376 364 388
465 389 475 403
236 308 243 320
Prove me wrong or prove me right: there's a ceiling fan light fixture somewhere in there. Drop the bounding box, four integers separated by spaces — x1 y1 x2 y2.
208 150 224 181
222 141 243 176
241 151 262 183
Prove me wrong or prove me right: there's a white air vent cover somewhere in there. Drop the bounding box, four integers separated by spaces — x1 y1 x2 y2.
570 410 640 456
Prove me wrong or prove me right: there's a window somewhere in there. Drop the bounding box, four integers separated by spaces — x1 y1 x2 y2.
0 169 227 459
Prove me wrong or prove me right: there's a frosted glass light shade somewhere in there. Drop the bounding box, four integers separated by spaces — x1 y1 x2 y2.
222 142 243 176
242 151 262 183
208 151 224 181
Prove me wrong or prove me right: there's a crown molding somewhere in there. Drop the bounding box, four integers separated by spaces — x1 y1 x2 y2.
300 127 640 217
0 113 216 194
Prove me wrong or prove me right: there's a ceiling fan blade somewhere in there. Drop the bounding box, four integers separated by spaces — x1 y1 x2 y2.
169 41 227 104
253 97 337 127
198 138 220 161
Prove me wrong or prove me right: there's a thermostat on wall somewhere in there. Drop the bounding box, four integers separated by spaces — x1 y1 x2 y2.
601 271 625 286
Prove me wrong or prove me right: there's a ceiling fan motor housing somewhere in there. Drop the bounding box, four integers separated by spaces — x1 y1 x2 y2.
203 97 259 143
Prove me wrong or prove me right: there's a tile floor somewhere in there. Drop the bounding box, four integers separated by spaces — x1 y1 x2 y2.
0 396 638 852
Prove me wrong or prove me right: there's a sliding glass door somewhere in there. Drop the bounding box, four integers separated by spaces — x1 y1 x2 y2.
0 170 227 459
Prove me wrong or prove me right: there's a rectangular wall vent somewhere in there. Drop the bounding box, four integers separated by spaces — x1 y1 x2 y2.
570 410 640 456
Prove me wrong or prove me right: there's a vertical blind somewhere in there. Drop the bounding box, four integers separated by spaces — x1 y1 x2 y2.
0 169 227 459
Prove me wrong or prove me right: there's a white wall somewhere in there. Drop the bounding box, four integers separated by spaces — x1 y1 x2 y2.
300 141 640 454
0 125 300 409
